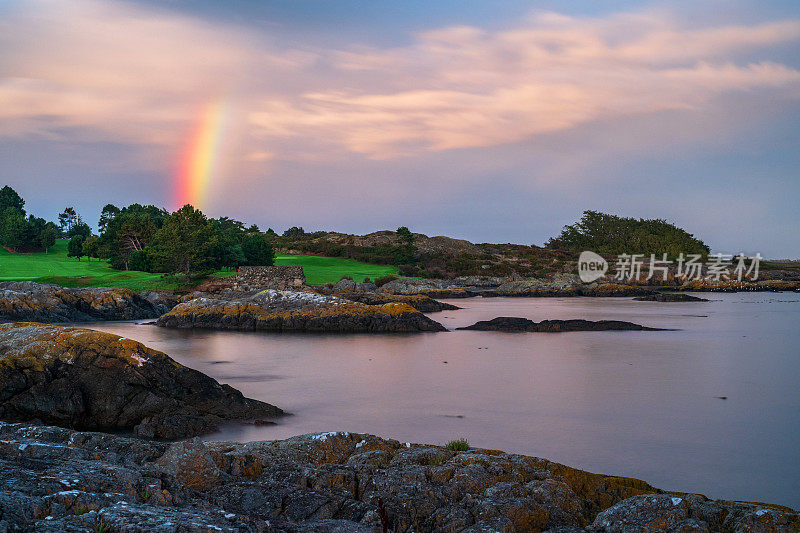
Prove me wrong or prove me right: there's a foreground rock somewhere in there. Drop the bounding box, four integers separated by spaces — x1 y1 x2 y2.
0 323 282 438
0 281 177 323
0 423 796 532
634 293 709 302
157 289 446 333
458 317 663 332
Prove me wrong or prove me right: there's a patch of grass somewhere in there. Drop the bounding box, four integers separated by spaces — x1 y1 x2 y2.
273 254 399 286
445 438 470 452
0 239 398 291
427 455 448 466
92 517 111 533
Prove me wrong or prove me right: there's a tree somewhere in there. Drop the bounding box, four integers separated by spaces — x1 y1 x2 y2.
242 234 275 266
545 210 710 257
67 218 92 238
220 244 247 270
98 204 120 233
0 186 25 214
98 204 167 270
129 250 151 272
396 226 414 244
282 226 305 239
58 207 77 234
148 204 216 279
67 235 86 261
82 236 99 261
38 223 58 253
0 207 27 251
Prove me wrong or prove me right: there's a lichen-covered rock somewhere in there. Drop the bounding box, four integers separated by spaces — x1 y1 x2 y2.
381 278 477 298
0 423 796 532
156 289 446 333
0 281 177 323
458 317 662 332
0 323 282 438
336 291 460 312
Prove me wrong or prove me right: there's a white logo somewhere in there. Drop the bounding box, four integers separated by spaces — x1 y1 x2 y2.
578 251 608 282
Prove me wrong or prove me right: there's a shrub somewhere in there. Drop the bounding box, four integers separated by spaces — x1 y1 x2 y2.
128 250 151 272
398 264 420 276
445 438 469 451
373 275 397 287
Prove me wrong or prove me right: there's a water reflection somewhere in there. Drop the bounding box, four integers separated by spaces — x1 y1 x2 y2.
86 293 800 508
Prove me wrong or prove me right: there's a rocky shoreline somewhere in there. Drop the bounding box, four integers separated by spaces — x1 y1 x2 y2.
0 281 177 323
0 322 282 439
0 422 796 532
156 289 447 333
0 281 797 530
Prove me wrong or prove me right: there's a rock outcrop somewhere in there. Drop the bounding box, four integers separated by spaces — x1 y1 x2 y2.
458 317 663 332
0 322 282 438
0 423 796 532
678 279 800 292
0 281 176 323
483 280 656 298
336 292 460 313
634 293 709 302
381 278 478 298
156 289 447 333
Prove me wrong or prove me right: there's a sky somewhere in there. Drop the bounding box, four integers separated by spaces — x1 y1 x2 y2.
1 0 799 257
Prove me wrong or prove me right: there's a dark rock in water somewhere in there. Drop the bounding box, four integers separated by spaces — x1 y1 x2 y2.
0 322 282 438
634 293 709 302
458 317 663 332
337 291 460 312
0 281 177 323
0 423 796 532
156 289 446 333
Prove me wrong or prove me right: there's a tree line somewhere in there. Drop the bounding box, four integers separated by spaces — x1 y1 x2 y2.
0 185 274 279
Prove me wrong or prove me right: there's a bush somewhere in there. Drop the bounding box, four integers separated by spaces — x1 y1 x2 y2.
398 264 420 277
445 438 469 451
128 250 151 272
373 275 397 287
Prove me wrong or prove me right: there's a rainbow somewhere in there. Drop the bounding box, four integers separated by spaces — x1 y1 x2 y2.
173 100 226 211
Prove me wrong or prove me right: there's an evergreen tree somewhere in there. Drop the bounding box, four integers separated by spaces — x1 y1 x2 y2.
148 205 216 279
67 234 86 261
242 234 275 266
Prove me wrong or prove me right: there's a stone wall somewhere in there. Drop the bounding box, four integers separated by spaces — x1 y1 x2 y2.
234 266 305 290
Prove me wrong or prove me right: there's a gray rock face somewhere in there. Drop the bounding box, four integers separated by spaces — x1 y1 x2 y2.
0 281 177 323
156 289 446 333
0 322 283 439
457 317 663 332
0 424 796 532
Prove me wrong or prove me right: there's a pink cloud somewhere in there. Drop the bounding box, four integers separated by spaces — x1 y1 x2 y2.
1 0 798 164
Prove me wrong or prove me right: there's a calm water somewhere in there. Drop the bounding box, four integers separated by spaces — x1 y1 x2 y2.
86 293 800 508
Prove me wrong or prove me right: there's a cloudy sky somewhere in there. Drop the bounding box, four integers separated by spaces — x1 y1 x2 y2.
1 0 799 257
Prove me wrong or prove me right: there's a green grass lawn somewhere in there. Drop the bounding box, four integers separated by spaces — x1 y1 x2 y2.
273 254 398 285
0 239 398 290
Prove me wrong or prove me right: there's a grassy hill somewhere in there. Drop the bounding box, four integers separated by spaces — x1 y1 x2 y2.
0 239 398 290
